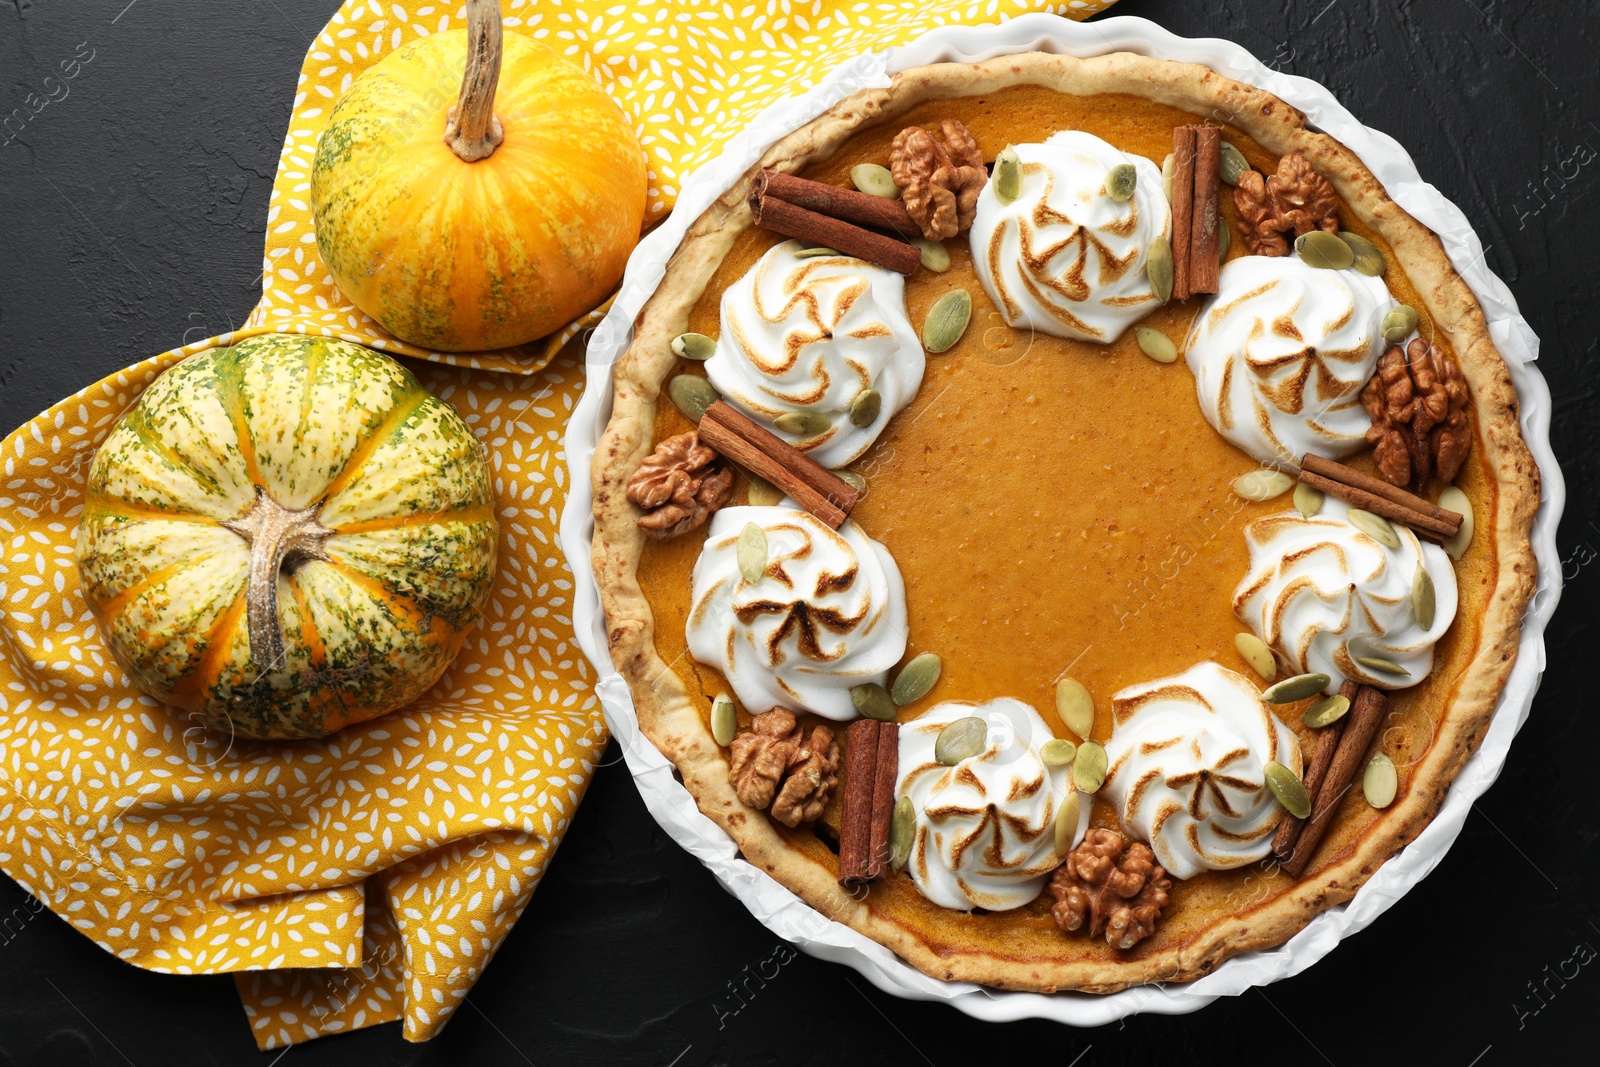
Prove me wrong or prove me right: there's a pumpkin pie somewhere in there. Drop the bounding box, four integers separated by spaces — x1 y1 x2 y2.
590 53 1539 992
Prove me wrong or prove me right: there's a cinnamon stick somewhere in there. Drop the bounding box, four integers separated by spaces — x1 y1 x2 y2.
1301 454 1463 533
866 721 900 880
838 719 881 888
699 402 861 529
756 170 922 240
1189 126 1221 295
1170 126 1197 302
1281 684 1389 879
1272 680 1355 864
1297 470 1459 541
748 189 920 275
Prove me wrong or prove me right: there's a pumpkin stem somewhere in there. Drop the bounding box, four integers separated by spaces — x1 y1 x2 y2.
443 0 505 162
221 489 336 673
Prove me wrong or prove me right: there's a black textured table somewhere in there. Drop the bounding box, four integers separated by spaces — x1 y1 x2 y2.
2 1 1595 1063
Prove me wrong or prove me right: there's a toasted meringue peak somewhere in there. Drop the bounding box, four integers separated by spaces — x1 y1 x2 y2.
896 698 1090 912
1233 495 1458 693
1185 255 1398 467
1102 662 1301 880
969 131 1172 344
687 507 906 720
704 240 924 468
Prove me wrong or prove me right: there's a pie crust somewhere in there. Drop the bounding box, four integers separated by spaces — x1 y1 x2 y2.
590 52 1540 992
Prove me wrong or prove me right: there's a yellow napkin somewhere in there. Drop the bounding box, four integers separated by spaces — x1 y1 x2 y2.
0 0 1118 1049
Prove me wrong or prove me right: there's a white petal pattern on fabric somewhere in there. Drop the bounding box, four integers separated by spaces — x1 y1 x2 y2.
0 347 604 1048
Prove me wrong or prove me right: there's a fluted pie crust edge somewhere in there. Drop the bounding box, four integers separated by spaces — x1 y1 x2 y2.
590 52 1541 993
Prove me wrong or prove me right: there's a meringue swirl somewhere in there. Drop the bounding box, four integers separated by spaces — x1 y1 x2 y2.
1185 255 1398 466
687 506 907 720
1102 662 1301 880
705 240 924 468
968 131 1172 344
1233 495 1458 692
897 699 1090 911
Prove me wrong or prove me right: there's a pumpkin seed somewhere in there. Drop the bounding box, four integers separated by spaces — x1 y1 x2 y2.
1363 752 1398 809
1354 655 1409 677
935 716 987 766
1053 790 1082 857
1161 153 1175 201
1262 672 1331 704
773 410 831 437
922 290 972 354
1055 678 1095 740
671 332 716 361
1381 304 1419 345
711 694 738 746
1295 230 1355 270
1347 507 1401 548
1072 741 1108 794
994 147 1022 204
1147 237 1174 305
832 469 867 494
1263 761 1311 819
736 522 767 583
1338 231 1387 277
1293 481 1325 518
1105 163 1138 201
1439 486 1474 560
1218 218 1231 258
747 476 783 506
892 652 942 706
1412 566 1437 630
668 374 720 423
850 683 897 722
889 797 915 870
792 245 840 259
1234 632 1277 681
1040 738 1078 766
1136 327 1178 364
851 163 899 199
1233 469 1295 501
849 388 882 428
1219 141 1251 186
915 238 951 272
1302 694 1351 728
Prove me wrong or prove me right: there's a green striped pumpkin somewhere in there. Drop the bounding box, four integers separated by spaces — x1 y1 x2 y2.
75 334 498 739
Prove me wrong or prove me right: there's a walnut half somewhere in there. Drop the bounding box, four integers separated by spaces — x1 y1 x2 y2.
890 119 988 242
625 430 735 538
1233 151 1340 256
728 709 839 827
1048 828 1171 950
1359 338 1471 489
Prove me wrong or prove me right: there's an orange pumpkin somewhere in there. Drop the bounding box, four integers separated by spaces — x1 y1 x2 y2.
310 0 647 352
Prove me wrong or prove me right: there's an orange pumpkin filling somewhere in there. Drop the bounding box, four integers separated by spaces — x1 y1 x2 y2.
635 86 1498 968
